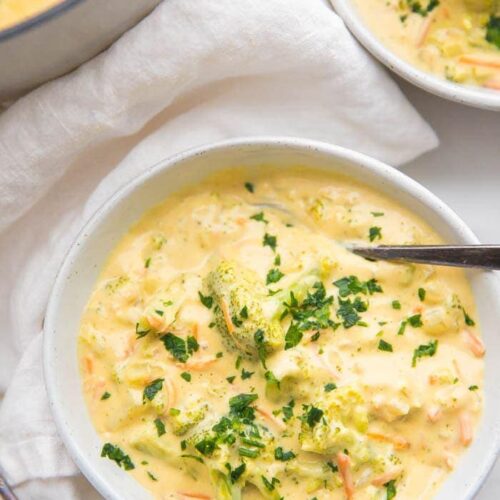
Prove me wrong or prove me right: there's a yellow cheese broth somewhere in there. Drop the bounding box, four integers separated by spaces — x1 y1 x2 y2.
353 0 500 90
79 168 483 500
0 0 62 30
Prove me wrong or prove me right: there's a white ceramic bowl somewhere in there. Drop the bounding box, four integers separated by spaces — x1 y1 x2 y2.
330 0 500 111
44 137 500 500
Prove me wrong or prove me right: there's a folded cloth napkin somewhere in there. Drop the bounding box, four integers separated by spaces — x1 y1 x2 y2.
0 0 437 497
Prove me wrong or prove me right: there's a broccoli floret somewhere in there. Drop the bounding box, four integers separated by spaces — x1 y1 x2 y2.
205 260 284 358
299 387 382 469
169 400 208 436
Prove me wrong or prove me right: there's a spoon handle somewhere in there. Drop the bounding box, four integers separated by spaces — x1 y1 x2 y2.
351 245 500 270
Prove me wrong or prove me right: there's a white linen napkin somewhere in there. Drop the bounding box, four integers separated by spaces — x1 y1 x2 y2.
0 0 437 497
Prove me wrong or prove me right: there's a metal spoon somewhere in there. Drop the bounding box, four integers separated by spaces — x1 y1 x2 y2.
350 245 500 271
252 202 500 270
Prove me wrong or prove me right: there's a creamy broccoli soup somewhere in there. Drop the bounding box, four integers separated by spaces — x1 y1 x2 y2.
353 0 500 90
0 0 62 31
79 168 484 500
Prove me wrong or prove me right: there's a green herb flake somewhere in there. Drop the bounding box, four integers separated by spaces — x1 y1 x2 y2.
274 254 281 266
418 287 426 301
324 383 337 392
239 447 259 458
161 332 198 363
180 372 192 382
198 291 213 309
143 378 164 403
378 339 393 352
250 212 268 223
181 454 204 464
462 307 476 326
244 182 255 193
100 391 111 400
241 368 254 380
371 211 385 217
304 405 324 428
144 257 151 269
486 15 500 49
101 443 135 470
154 417 166 436
147 471 157 481
226 375 236 384
274 446 296 461
412 340 438 367
369 226 382 242
216 351 224 358
266 268 284 285
235 355 243 369
408 314 423 327
469 385 479 391
230 463 246 483
385 479 397 500
263 233 277 252
392 300 401 310
284 322 303 350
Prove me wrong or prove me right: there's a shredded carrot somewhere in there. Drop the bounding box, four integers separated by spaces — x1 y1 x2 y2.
256 406 287 431
220 298 235 334
463 329 485 358
459 54 500 70
178 355 218 371
413 305 423 314
367 432 410 450
416 12 436 47
484 78 500 90
177 493 212 500
371 468 403 487
459 411 473 446
427 406 443 423
337 451 355 500
84 356 94 375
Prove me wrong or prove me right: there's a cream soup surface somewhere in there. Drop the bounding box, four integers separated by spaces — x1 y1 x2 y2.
353 0 500 90
0 0 62 30
79 168 484 500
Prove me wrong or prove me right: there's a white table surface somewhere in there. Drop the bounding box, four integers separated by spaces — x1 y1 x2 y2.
398 78 500 498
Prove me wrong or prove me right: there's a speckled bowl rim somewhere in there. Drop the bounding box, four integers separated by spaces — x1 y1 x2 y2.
330 0 500 111
44 137 500 500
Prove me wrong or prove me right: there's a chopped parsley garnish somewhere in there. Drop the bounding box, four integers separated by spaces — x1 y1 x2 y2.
263 233 277 251
397 320 407 336
311 331 320 342
265 370 281 390
181 454 204 463
327 461 339 472
274 254 281 266
303 405 324 428
154 309 164 316
101 443 135 470
336 296 367 328
274 446 296 461
261 475 279 491
333 275 383 297
195 437 217 456
244 182 254 193
462 307 476 326
378 339 393 352
324 383 337 392
369 226 382 242
486 16 500 49
180 372 192 382
254 329 268 368
198 291 213 309
392 300 401 310
147 471 157 481
418 287 426 301
229 463 246 483
154 417 166 436
216 351 224 358
226 375 236 384
284 322 303 350
143 378 164 403
161 332 199 363
405 0 439 16
412 340 438 367
235 355 243 369
469 385 479 391
250 212 268 223
371 211 385 217
281 400 295 421
408 314 423 327
241 368 254 380
229 393 258 419
266 268 284 285
144 257 151 268
100 391 111 400
385 479 397 500
283 281 336 347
